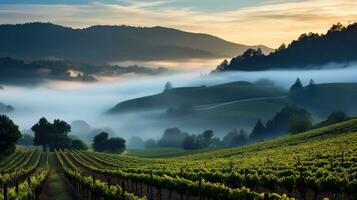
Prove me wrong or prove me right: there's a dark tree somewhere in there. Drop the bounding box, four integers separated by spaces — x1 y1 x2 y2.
157 128 188 148
32 118 72 151
250 120 267 141
223 129 248 147
0 115 22 158
231 130 249 146
144 139 157 149
315 111 349 128
70 139 88 150
182 130 219 150
327 111 349 123
92 132 109 152
92 132 126 153
164 82 173 92
51 119 71 151
32 117 53 151
105 137 126 153
200 130 214 147
289 78 303 92
288 115 313 134
182 135 197 150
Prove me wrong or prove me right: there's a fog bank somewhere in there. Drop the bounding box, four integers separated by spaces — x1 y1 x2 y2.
1 60 357 141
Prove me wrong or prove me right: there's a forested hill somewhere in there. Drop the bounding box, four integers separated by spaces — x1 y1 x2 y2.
214 23 357 71
0 23 272 62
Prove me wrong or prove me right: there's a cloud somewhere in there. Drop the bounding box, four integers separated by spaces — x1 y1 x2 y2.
0 0 356 47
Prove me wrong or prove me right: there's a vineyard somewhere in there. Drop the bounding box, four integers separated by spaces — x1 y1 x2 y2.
0 119 356 200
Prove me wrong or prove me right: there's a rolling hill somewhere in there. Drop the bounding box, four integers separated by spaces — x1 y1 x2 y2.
107 81 287 113
0 23 272 62
107 81 357 137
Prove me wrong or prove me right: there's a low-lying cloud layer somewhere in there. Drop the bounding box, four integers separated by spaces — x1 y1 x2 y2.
1 60 357 141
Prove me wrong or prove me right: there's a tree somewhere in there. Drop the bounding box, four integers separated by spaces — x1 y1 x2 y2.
32 117 53 151
182 130 219 150
182 135 197 150
231 130 249 146
105 137 126 153
328 22 345 33
157 128 188 148
0 115 22 158
92 132 109 152
200 130 214 147
288 115 313 134
277 43 286 51
314 111 349 128
250 120 267 141
327 111 349 123
51 119 71 150
164 82 173 92
144 139 157 149
92 132 126 153
264 106 313 136
289 78 303 92
32 118 71 151
70 139 88 150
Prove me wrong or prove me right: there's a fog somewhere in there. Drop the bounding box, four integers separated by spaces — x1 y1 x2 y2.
1 59 357 141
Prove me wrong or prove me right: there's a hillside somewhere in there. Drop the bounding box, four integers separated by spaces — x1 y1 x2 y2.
106 82 357 137
215 23 357 71
108 81 357 117
291 83 357 116
0 23 272 62
65 119 357 199
107 81 287 113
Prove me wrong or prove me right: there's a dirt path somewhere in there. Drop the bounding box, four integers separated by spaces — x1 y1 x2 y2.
38 153 78 200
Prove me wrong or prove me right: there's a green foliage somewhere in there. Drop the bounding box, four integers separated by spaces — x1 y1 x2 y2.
157 128 188 148
32 117 71 151
288 115 313 134
182 130 220 150
0 115 22 158
92 132 126 153
70 139 88 150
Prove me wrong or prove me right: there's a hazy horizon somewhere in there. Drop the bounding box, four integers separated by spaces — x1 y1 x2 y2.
2 59 357 140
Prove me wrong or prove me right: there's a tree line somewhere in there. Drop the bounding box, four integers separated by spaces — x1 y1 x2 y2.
0 115 127 158
129 104 350 151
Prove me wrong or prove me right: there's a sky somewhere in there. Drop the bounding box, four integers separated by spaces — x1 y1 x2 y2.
0 0 357 47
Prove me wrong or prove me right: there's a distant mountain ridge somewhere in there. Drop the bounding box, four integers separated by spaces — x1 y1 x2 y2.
214 23 357 71
0 22 272 62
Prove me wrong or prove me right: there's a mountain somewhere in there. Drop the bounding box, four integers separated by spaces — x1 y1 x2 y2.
214 23 357 71
0 23 272 62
